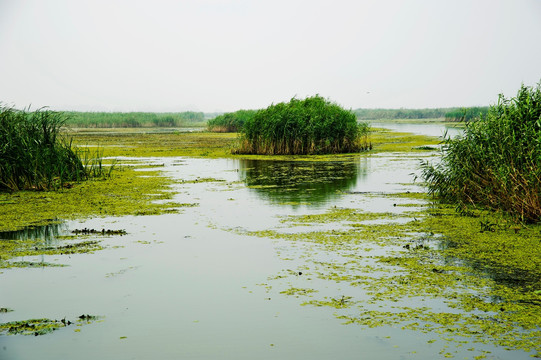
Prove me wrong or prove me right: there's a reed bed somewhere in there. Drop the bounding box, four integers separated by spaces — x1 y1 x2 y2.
207 109 257 132
444 107 489 122
421 83 541 223
63 111 205 128
0 106 111 191
235 95 370 155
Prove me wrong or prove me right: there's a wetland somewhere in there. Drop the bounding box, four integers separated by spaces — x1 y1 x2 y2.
0 122 540 360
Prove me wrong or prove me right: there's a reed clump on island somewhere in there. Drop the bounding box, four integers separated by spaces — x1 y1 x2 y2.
0 105 111 191
421 82 541 223
234 95 370 155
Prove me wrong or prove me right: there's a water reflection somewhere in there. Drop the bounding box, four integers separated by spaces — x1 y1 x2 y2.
0 223 67 243
369 121 463 138
238 159 368 207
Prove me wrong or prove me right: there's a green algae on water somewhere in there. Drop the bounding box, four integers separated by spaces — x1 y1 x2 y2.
0 315 103 336
0 166 186 232
244 195 541 358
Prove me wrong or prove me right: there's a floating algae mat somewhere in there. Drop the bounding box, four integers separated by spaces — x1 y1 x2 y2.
1 125 539 360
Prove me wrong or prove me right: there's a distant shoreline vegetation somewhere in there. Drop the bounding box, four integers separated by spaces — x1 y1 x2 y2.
353 107 489 121
234 95 370 155
62 111 206 128
53 107 491 130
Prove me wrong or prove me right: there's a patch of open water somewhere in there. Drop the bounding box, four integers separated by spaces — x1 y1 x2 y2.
0 124 533 360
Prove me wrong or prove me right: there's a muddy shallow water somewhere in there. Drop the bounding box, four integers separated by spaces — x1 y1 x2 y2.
0 124 535 360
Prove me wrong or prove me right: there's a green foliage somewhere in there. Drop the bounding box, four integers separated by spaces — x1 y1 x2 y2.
207 109 257 132
354 108 453 120
0 106 110 191
354 107 489 121
63 111 205 128
421 83 541 222
444 107 489 122
236 95 370 155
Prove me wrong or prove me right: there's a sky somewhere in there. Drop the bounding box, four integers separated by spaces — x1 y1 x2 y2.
1 0 540 113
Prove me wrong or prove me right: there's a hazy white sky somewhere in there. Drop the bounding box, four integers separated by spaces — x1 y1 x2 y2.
1 0 540 112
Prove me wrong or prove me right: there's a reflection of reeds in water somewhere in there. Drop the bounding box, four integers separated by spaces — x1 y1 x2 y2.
0 106 112 191
421 83 541 222
239 159 367 206
0 223 68 245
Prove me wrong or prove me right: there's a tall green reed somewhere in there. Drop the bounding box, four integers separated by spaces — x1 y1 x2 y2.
0 105 112 191
421 82 541 223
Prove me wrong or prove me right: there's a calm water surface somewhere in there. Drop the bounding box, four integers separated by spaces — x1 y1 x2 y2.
0 124 529 360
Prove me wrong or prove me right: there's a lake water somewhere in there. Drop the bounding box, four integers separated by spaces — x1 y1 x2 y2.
0 123 533 360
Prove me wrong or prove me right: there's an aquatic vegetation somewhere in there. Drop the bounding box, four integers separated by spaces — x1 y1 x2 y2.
66 126 438 159
0 166 185 232
421 82 541 222
69 130 238 158
0 315 102 336
279 287 318 297
235 95 370 155
0 235 104 269
245 194 541 358
369 128 441 153
303 295 354 309
0 105 111 191
444 107 489 122
72 228 127 236
207 109 257 132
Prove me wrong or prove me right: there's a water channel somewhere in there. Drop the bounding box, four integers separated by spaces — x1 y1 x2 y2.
0 123 534 359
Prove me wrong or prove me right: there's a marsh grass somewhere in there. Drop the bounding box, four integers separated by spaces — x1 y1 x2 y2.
0 106 111 191
63 111 205 128
421 83 541 223
444 106 489 122
207 109 257 132
235 95 370 155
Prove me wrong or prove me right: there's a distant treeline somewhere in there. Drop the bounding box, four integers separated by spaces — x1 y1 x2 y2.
353 107 489 121
63 111 206 128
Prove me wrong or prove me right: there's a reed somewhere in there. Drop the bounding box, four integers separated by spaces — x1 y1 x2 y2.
63 111 206 128
0 106 111 191
444 107 489 122
421 83 541 223
235 95 370 155
207 109 257 132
